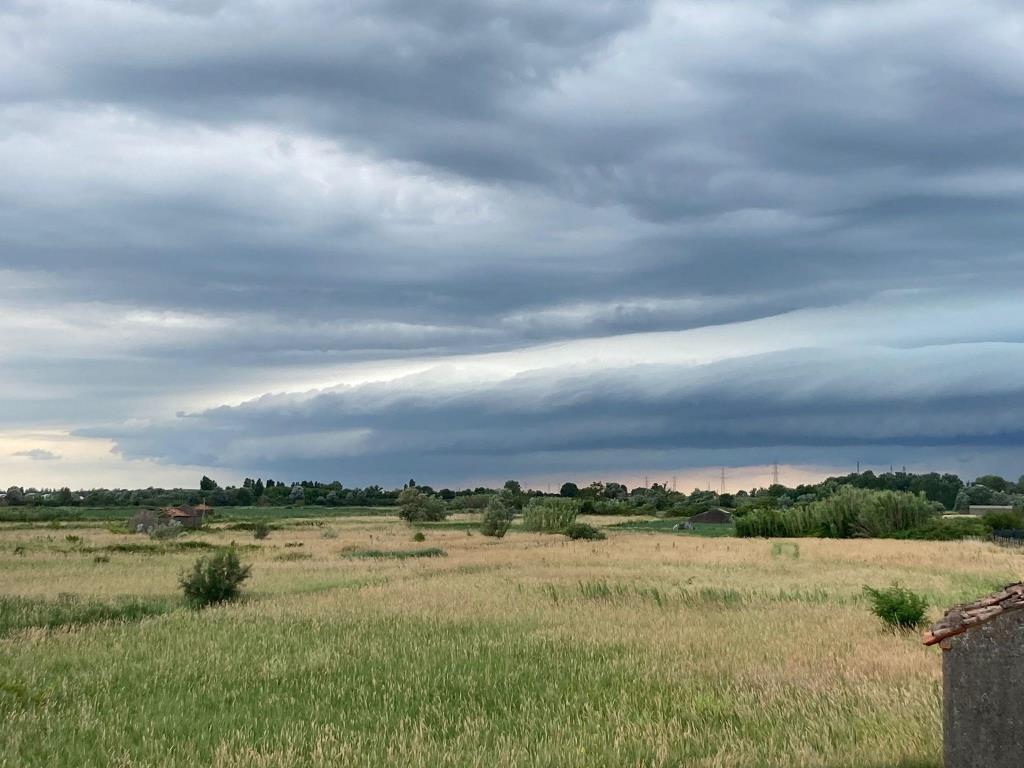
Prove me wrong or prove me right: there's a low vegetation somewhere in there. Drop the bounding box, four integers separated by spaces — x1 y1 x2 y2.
563 522 605 540
340 547 447 560
0 594 173 638
863 582 930 630
8 472 1024 766
479 495 514 538
179 548 252 609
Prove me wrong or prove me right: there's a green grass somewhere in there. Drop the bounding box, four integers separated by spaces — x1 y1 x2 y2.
0 505 397 524
0 515 966 767
340 547 447 560
0 608 939 767
0 594 175 638
609 518 736 537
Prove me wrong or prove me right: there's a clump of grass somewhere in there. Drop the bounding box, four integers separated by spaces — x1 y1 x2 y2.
412 531 426 542
564 522 605 541
320 528 339 539
770 542 800 559
0 594 173 638
150 525 183 541
179 548 252 609
274 551 312 562
284 541 304 548
252 522 271 540
863 582 929 630
92 555 110 564
341 547 447 560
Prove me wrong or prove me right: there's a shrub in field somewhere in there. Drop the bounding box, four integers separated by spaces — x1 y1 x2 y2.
522 498 578 533
252 522 270 540
179 548 251 609
982 510 1024 532
480 495 514 538
397 487 448 522
863 582 928 630
564 522 606 540
412 531 426 542
886 516 987 540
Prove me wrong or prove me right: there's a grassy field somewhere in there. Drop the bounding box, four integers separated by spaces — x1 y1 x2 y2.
1 513 1021 767
0 505 396 523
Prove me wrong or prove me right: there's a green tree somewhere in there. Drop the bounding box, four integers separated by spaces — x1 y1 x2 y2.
480 495 514 537
502 480 525 510
559 482 579 498
397 487 448 522
200 475 218 492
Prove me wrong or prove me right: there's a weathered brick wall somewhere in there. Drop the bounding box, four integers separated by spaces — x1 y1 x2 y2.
944 609 1024 767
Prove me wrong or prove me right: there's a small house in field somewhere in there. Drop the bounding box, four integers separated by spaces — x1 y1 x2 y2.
967 504 1014 517
923 582 1024 767
687 507 733 525
161 504 209 529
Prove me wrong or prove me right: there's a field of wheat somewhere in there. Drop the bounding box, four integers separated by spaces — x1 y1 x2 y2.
1 514 1020 767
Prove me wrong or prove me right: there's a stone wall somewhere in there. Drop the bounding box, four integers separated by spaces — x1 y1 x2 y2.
944 608 1024 767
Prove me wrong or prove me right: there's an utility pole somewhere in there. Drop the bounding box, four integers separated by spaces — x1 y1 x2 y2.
856 461 860 474
720 467 726 494
771 462 779 486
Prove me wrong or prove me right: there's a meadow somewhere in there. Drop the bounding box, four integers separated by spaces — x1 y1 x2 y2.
1 511 1020 767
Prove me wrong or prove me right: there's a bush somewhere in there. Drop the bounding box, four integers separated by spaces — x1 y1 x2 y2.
863 582 928 630
412 531 426 542
983 510 1024 532
252 522 270 540
522 498 578 533
480 495 514 538
564 522 606 541
397 488 448 522
887 516 987 540
179 548 252 609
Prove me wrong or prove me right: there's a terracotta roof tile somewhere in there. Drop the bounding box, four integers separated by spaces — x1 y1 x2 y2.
922 582 1024 646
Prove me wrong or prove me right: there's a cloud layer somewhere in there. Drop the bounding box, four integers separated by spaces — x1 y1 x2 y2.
3 0 1024 486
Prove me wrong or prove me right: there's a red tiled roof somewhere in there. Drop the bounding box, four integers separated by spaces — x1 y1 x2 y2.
163 505 200 518
922 582 1024 646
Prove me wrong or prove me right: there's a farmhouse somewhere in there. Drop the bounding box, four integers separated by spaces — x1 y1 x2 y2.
923 582 1024 768
161 504 210 529
967 504 1014 516
687 507 733 525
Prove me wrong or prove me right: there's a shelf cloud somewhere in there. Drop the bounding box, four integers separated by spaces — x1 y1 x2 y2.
3 0 1024 486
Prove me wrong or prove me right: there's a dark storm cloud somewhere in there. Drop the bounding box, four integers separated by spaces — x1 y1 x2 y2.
79 342 1024 484
4 0 1024 483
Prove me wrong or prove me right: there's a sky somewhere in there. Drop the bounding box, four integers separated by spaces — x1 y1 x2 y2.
3 0 1024 491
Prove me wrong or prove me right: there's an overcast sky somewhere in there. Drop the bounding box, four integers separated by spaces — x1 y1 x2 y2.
3 0 1024 490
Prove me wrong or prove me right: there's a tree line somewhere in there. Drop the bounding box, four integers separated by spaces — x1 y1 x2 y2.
4 469 1024 515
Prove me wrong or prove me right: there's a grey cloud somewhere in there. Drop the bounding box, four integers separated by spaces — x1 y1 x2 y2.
13 449 60 461
82 342 1024 484
4 1 1024 483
